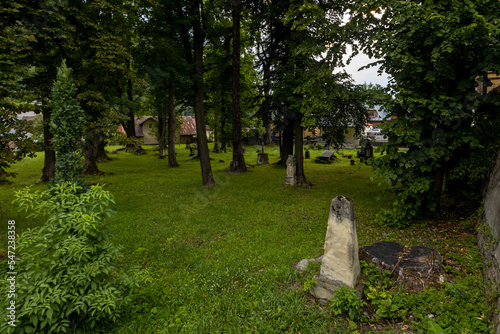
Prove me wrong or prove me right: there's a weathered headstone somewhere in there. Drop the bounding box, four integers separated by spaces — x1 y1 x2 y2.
365 141 374 159
314 150 337 164
189 147 196 156
310 196 360 300
305 150 310 159
283 155 297 185
257 153 269 165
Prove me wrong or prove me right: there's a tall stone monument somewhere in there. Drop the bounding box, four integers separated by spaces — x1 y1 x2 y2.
283 155 297 185
310 196 360 300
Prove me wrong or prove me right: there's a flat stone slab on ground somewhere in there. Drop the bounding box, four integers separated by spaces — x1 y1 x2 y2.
315 150 337 164
359 241 444 292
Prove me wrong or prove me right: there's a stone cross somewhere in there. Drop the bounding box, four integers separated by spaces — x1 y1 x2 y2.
310 196 360 300
283 155 297 185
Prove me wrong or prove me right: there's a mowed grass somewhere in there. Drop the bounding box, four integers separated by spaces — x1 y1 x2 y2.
0 144 487 333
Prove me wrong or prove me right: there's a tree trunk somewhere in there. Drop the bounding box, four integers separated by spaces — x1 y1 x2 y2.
158 99 167 159
84 131 102 175
280 124 294 165
264 122 272 144
97 136 111 162
124 64 137 150
39 108 55 182
294 117 311 186
168 83 179 167
426 166 445 216
230 0 246 173
124 111 136 139
193 1 215 187
220 106 228 153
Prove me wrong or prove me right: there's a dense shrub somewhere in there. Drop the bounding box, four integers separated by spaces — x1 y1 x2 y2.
0 182 145 333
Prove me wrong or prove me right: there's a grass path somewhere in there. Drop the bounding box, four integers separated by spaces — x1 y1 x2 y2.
0 144 488 333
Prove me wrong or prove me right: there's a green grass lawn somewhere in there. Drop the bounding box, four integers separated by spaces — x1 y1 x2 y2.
0 144 491 333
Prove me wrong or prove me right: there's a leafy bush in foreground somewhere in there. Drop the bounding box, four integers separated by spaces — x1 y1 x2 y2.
0 182 146 333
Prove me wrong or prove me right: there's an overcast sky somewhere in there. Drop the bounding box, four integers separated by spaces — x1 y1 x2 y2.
340 48 390 87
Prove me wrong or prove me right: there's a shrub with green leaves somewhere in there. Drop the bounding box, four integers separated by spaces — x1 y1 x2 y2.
0 182 145 334
329 285 366 321
49 60 86 186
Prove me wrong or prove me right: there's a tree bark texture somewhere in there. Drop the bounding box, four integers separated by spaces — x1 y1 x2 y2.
265 122 272 145
84 130 102 175
193 1 215 187
40 109 55 182
125 64 138 150
230 0 247 173
168 83 179 167
294 117 311 186
280 125 294 165
97 137 111 162
158 101 167 159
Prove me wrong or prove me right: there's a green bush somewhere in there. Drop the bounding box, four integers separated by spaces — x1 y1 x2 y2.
49 60 86 186
0 182 146 333
329 285 366 321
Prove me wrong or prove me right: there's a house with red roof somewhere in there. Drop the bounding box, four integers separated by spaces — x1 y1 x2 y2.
118 116 211 145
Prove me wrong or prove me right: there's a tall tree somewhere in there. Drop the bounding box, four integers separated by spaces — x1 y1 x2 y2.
0 1 39 184
192 0 216 186
168 83 180 167
49 60 86 186
136 0 187 165
2 1 134 178
230 0 247 172
350 0 500 226
251 0 368 184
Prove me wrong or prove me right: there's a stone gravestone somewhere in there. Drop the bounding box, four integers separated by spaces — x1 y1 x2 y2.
314 150 337 164
257 153 269 165
310 196 360 300
365 141 374 159
283 155 297 185
189 146 196 156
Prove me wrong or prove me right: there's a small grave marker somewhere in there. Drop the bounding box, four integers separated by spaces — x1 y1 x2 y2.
314 150 337 164
283 155 297 185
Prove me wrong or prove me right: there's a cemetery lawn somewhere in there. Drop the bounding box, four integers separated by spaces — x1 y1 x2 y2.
0 144 492 333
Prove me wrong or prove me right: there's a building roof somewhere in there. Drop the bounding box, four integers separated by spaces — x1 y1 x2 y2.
118 116 205 137
180 116 197 136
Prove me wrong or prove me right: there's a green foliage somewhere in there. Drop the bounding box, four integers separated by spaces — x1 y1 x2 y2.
302 278 317 291
0 2 37 183
361 261 408 320
353 0 500 226
0 182 146 333
408 277 491 333
49 60 86 186
361 260 391 291
0 145 493 332
329 286 366 321
0 109 37 185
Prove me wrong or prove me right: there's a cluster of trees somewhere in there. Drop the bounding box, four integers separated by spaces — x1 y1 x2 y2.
351 0 500 226
1 0 371 187
2 0 499 225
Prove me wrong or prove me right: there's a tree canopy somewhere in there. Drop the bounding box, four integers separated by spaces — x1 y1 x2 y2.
350 0 500 226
